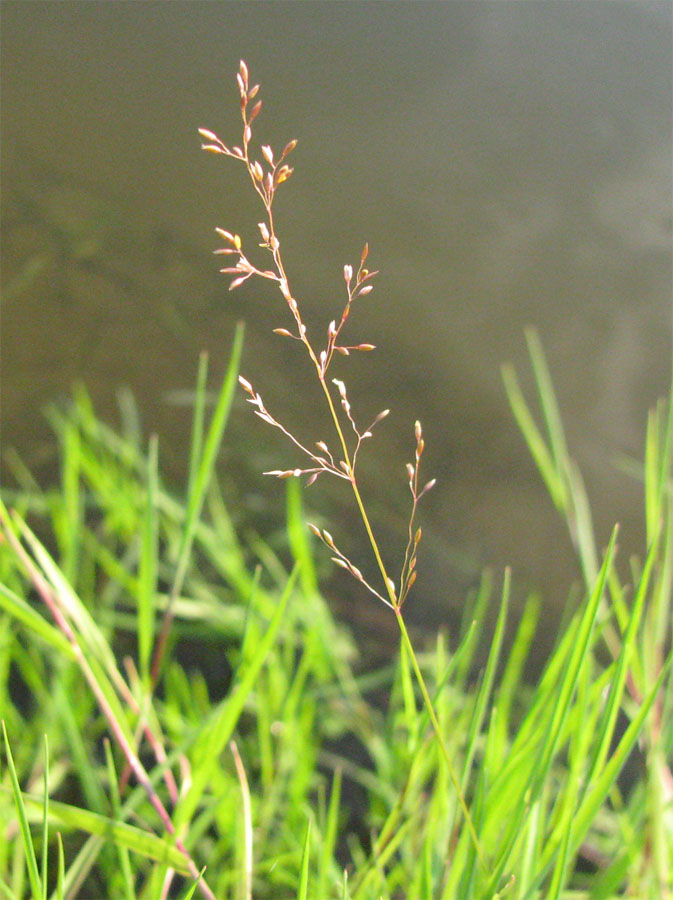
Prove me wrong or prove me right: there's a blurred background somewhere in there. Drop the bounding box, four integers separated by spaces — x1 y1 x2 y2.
2 2 671 661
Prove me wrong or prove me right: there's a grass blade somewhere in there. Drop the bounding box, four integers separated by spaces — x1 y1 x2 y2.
40 737 48 900
138 434 159 685
297 818 311 900
0 785 190 873
170 322 244 604
175 563 299 830
1 722 42 900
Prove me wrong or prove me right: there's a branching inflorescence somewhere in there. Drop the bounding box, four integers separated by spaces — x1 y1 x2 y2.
199 60 435 613
200 61 485 867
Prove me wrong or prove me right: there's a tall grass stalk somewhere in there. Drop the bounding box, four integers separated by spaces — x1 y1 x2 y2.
199 59 484 868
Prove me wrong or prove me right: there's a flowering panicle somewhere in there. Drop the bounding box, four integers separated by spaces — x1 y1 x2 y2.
200 60 436 611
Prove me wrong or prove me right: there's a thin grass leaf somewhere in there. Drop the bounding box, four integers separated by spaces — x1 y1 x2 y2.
187 352 210 501
525 328 570 490
6 514 139 757
456 568 492 686
55 833 64 900
398 632 418 743
461 567 510 792
547 803 573 900
501 362 566 512
583 534 656 790
58 415 82 585
0 785 190 873
175 563 299 831
352 811 418 900
230 740 252 900
177 869 206 900
317 767 342 900
532 526 616 786
514 798 542 900
296 818 311 900
117 385 143 449
138 434 159 684
492 592 539 772
45 746 184 900
13 514 128 704
40 737 48 900
1 722 42 900
104 740 136 900
565 457 599 588
170 322 244 606
286 477 318 598
645 397 669 544
0 584 75 662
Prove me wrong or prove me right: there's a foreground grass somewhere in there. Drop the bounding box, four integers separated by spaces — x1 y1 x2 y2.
0 331 671 899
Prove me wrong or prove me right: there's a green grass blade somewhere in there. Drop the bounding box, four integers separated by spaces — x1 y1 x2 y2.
0 584 75 662
138 434 159 684
1 722 42 900
297 818 311 900
340 868 351 900
40 737 48 900
461 567 510 791
187 352 210 501
484 528 616 896
525 328 570 485
532 525 617 786
14 514 123 690
501 362 566 512
584 535 656 790
317 767 342 900
492 592 539 772
286 477 318 598
170 322 244 604
175 563 298 830
177 868 206 900
55 833 64 900
0 785 190 873
58 415 82 585
104 740 136 900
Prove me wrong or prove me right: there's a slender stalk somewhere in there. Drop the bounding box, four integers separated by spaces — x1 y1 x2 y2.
395 609 486 869
201 60 487 871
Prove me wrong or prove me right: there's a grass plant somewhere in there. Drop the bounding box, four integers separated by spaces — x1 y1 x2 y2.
1 60 671 899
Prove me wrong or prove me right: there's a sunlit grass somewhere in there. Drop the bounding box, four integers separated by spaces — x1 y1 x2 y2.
1 60 671 900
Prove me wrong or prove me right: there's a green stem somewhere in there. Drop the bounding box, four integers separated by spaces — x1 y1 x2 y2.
318 373 486 870
395 608 486 871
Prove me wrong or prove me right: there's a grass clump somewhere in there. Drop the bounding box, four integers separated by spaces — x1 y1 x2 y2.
1 61 671 899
